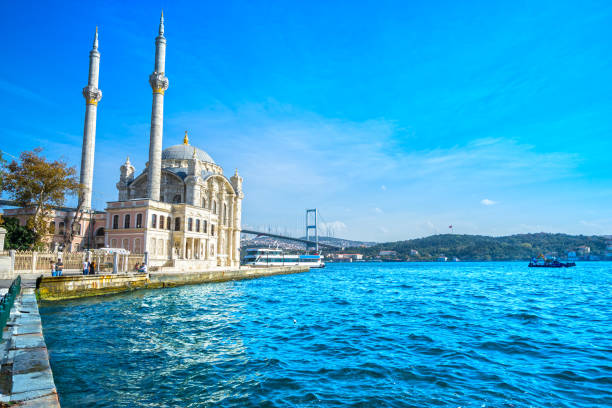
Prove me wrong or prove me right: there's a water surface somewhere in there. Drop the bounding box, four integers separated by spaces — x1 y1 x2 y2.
40 262 612 407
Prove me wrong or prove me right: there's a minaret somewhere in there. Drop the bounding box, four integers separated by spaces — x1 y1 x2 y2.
80 27 102 209
146 11 169 201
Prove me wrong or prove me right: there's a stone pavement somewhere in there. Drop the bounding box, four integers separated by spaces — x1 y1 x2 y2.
0 289 60 407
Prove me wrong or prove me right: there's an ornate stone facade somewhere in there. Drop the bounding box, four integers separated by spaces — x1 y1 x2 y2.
108 134 243 267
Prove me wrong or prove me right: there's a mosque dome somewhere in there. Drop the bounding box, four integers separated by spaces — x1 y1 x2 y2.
161 132 215 163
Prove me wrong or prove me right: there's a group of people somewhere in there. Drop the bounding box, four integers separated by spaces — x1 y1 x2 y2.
50 259 64 277
82 260 97 275
134 262 147 273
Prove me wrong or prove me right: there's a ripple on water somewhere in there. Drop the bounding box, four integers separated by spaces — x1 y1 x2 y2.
39 262 612 408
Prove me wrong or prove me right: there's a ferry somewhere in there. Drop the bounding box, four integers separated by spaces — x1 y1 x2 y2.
528 254 575 268
243 248 325 268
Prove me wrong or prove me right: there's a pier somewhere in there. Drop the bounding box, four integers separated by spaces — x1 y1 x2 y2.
37 265 310 301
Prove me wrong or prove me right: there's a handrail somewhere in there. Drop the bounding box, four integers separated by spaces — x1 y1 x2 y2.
0 276 21 333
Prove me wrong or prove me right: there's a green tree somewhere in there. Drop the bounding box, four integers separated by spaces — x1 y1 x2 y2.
2 148 80 249
1 217 36 250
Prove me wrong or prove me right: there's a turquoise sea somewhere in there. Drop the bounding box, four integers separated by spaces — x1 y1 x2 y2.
39 262 612 407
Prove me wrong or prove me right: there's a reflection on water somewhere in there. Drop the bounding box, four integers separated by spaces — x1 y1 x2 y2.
40 262 612 407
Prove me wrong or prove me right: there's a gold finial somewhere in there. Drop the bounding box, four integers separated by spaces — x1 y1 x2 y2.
183 130 189 145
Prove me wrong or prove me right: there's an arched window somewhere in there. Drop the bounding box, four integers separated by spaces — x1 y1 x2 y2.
111 238 117 247
167 216 171 230
122 239 129 250
112 215 119 229
188 218 193 231
151 214 157 228
124 214 130 229
159 216 164 230
175 217 181 231
95 227 105 236
196 219 200 232
136 214 143 228
213 200 217 214
59 221 65 234
150 238 156 254
173 194 181 203
211 224 215 236
203 220 208 234
201 197 207 208
49 221 56 234
158 239 164 255
134 238 141 254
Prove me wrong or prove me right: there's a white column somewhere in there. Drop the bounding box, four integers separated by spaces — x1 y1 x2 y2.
147 13 169 201
80 28 102 210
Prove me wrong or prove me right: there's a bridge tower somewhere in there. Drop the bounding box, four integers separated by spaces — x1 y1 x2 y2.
305 209 318 252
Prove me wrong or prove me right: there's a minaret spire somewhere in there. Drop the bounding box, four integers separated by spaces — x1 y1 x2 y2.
146 12 169 201
79 26 103 209
159 10 164 36
93 26 98 49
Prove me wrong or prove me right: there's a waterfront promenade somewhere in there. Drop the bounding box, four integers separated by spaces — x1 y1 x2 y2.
0 287 60 406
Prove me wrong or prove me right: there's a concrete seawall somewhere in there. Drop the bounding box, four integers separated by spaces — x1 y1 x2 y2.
37 266 310 301
0 289 60 406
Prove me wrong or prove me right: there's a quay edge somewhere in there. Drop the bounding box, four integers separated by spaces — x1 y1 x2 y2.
36 265 311 301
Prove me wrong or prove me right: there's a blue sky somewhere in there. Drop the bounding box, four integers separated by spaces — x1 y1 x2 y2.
1 1 611 241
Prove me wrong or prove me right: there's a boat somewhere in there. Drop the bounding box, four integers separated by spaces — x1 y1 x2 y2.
242 248 325 268
528 254 575 268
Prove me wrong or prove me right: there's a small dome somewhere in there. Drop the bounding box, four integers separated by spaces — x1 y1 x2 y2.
162 144 215 164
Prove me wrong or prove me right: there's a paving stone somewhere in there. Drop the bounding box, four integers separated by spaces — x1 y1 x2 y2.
16 392 60 408
13 333 45 349
14 323 42 335
11 368 55 394
9 389 58 404
12 349 50 374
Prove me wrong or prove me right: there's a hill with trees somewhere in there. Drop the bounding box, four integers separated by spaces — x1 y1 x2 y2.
344 233 610 261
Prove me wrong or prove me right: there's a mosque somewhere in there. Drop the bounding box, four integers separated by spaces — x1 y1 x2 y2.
3 13 244 269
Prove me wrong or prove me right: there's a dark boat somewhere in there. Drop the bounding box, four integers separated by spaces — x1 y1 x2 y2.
528 255 576 268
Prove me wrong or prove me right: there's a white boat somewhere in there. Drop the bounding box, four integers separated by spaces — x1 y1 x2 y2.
243 248 325 268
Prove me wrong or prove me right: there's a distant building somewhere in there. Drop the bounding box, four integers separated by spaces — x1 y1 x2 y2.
331 253 363 262
606 241 612 258
435 255 448 262
410 249 419 256
576 245 591 256
567 251 578 261
379 250 397 257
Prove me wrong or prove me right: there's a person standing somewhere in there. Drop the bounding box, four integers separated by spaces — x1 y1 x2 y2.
83 260 89 275
50 260 56 277
89 260 96 275
56 259 63 276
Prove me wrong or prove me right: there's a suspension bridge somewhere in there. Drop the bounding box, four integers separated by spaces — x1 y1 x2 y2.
241 208 342 251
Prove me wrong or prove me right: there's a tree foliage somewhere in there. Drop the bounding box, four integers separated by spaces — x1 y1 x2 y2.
2 148 80 248
1 217 36 250
346 233 609 261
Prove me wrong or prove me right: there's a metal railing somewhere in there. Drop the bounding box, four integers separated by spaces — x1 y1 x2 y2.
0 275 21 332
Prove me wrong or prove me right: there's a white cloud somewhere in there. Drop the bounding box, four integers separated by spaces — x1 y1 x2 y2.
481 198 498 206
381 185 387 191
374 207 384 214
